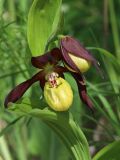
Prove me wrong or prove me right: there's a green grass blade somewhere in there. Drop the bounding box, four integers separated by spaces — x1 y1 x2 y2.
109 0 120 58
93 140 120 160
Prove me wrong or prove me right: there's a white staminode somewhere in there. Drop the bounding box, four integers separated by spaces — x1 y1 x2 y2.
45 72 59 88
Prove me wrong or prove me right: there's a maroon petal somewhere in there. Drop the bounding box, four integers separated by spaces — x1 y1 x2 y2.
54 66 69 79
4 71 44 108
71 72 94 111
60 46 80 73
39 77 46 90
61 36 102 75
31 48 62 69
54 66 68 74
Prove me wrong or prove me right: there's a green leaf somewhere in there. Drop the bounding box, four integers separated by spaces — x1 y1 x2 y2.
93 140 120 160
7 99 91 160
30 109 91 160
27 0 62 56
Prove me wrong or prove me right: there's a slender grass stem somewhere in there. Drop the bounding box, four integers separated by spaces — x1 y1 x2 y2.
7 0 16 21
14 125 28 160
0 127 13 160
0 0 4 15
109 0 120 58
103 0 109 49
49 131 56 160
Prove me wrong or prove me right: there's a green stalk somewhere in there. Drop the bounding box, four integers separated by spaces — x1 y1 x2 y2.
109 0 120 58
49 132 56 160
19 0 27 13
0 136 13 160
14 126 28 160
0 0 4 15
103 0 109 49
7 0 16 21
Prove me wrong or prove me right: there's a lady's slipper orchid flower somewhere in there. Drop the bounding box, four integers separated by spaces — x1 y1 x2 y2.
4 48 68 109
4 36 101 112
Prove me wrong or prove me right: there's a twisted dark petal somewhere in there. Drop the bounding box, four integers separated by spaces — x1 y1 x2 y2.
54 66 69 79
60 46 80 73
31 48 62 69
61 36 102 75
71 72 94 111
54 66 68 74
4 71 44 107
39 77 46 90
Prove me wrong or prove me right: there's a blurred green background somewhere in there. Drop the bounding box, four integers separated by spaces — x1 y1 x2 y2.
0 0 120 160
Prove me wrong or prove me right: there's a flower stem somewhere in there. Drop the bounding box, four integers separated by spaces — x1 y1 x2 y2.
0 136 13 160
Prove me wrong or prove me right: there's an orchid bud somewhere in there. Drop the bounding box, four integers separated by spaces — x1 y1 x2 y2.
44 77 73 111
68 53 91 73
60 36 99 73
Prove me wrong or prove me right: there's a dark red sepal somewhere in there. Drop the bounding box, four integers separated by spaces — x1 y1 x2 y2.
71 72 94 111
31 48 62 69
61 36 98 62
54 66 69 78
4 71 44 107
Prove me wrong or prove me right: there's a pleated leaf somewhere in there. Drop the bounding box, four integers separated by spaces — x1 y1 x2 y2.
27 0 62 56
6 99 91 160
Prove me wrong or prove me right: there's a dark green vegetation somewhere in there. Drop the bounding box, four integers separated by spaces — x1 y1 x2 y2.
0 0 120 160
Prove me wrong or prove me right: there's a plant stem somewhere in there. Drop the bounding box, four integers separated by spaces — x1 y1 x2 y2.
7 0 16 21
103 0 109 49
49 131 56 160
109 0 120 58
14 125 28 160
0 0 4 15
0 136 13 160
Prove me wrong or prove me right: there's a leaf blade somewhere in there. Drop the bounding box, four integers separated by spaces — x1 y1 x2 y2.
93 140 120 160
6 99 91 160
27 0 62 56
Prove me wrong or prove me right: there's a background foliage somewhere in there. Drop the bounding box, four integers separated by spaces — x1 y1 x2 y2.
0 0 120 160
